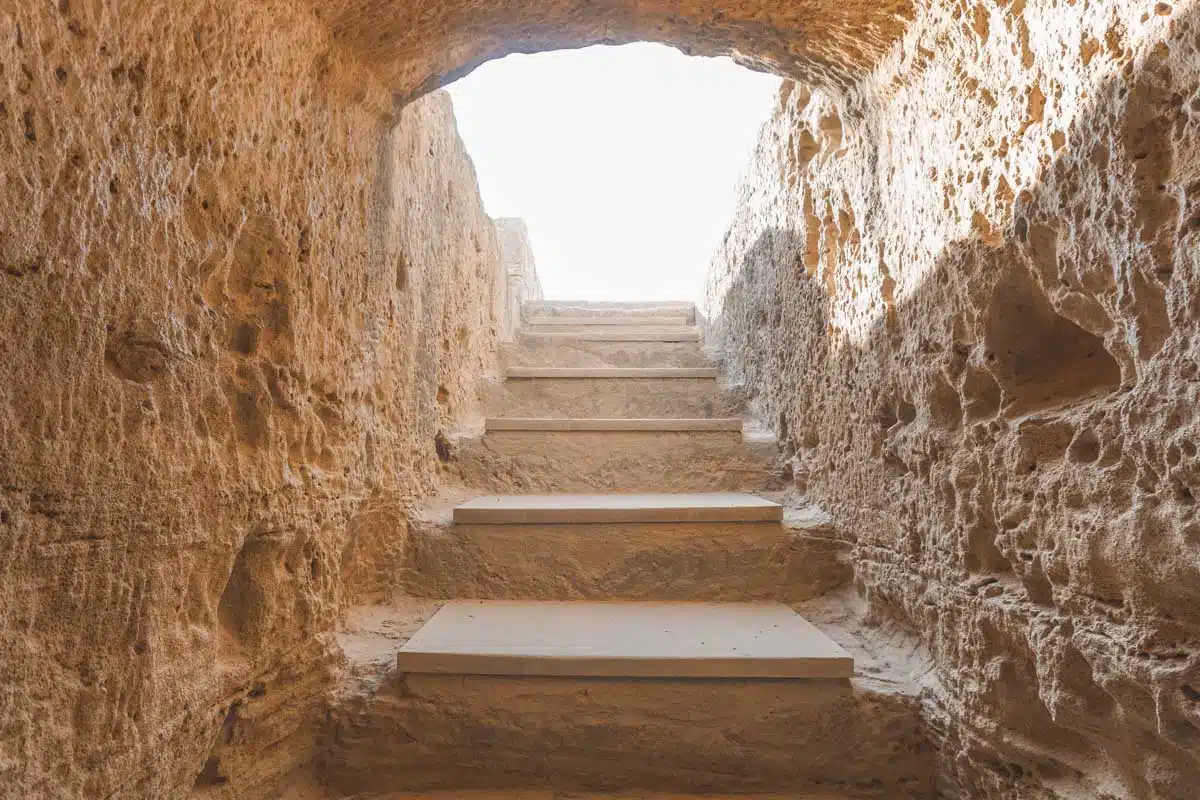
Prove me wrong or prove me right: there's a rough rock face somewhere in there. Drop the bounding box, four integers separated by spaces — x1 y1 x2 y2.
706 1 1200 796
0 1 502 795
311 0 915 101
494 217 543 341
5 0 1200 796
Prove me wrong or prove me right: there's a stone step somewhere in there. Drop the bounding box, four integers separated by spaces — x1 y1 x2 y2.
485 417 742 431
452 492 782 524
323 670 931 796
396 601 853 679
506 367 716 379
451 428 781 493
502 339 710 369
526 325 700 337
521 329 701 342
493 377 735 419
324 601 934 798
527 316 690 327
332 793 858 799
525 300 695 321
405 502 849 602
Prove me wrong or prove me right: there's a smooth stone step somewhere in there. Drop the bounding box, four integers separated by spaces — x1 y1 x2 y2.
452 492 782 524
323 673 932 796
525 300 695 319
396 601 853 679
485 418 742 432
521 330 701 342
405 510 850 603
526 327 700 338
493 377 737 418
505 367 717 379
452 428 781 493
526 316 690 327
338 793 859 799
325 600 934 797
501 339 710 369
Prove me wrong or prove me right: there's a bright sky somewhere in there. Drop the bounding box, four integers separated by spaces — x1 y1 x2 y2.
447 43 781 303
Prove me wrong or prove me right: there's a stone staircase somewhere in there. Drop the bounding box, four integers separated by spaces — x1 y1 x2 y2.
320 302 935 798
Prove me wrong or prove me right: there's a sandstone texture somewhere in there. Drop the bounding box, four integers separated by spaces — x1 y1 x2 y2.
494 217 544 341
1 1 504 796
402 506 850 603
324 670 930 796
310 0 915 101
705 1 1200 797
4 0 1200 797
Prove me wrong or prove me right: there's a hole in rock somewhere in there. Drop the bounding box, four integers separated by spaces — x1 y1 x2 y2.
984 267 1121 416
1067 429 1102 463
434 431 452 462
193 755 228 787
217 534 277 653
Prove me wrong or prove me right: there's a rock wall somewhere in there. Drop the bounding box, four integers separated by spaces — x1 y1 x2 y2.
310 0 914 102
493 217 544 341
0 1 502 796
706 0 1200 797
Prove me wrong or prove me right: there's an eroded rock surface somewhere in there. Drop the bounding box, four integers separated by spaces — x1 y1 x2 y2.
1 1 502 795
4 0 1200 796
311 0 915 100
706 1 1200 796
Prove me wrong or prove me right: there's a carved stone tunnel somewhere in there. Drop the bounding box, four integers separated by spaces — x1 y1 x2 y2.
311 0 916 101
3 0 1200 798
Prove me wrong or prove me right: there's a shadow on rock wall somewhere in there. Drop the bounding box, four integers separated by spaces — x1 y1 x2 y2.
711 10 1200 796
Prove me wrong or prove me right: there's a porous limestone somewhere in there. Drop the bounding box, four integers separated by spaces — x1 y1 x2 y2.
4 0 1200 796
705 1 1200 797
1 1 503 795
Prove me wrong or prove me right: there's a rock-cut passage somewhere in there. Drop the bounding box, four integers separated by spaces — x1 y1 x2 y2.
323 301 936 798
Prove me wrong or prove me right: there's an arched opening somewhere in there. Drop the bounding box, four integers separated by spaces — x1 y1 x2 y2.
446 43 781 302
4 1 1198 799
313 0 916 102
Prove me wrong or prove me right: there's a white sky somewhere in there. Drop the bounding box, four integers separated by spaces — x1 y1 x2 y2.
447 43 781 303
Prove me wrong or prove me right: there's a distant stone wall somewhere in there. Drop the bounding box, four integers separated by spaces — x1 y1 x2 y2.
494 217 544 339
0 1 502 795
706 1 1200 797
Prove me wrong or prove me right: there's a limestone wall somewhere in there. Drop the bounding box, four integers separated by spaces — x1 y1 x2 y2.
494 217 544 341
0 1 502 795
706 1 1200 796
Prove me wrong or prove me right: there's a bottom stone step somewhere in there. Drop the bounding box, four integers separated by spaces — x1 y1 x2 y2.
335 793 857 799
321 667 933 797
396 601 853 679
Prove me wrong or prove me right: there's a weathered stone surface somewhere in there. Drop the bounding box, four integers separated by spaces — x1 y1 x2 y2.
451 430 784 493
6 0 1200 796
494 218 544 341
404 513 848 602
0 1 502 795
493 375 738 418
323 605 931 797
310 0 916 101
705 1 1200 796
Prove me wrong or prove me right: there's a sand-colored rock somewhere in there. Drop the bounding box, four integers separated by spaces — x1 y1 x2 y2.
309 0 915 101
404 514 848 602
1 1 503 795
322 600 930 798
705 1 1200 796
4 0 1200 796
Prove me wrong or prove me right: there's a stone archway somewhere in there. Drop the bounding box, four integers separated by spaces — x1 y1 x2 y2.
309 0 916 101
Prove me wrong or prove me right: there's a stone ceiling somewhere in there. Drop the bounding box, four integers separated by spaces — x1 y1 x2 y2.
306 0 915 102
